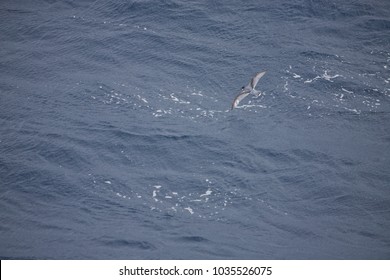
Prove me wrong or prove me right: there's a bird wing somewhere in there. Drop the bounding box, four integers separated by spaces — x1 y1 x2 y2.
250 71 266 89
231 90 251 110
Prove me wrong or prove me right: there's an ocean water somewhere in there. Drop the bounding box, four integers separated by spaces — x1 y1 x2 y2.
0 0 389 259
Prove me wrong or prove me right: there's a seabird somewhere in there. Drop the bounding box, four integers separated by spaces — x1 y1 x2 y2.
231 71 266 110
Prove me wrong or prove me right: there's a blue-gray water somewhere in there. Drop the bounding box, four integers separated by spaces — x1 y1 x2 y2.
1 0 390 259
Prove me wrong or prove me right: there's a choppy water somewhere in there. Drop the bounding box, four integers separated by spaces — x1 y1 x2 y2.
1 0 390 259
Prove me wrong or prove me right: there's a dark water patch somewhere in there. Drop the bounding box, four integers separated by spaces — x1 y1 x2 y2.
177 236 209 243
100 238 156 250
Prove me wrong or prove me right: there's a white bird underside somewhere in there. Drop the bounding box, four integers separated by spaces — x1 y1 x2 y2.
231 71 266 110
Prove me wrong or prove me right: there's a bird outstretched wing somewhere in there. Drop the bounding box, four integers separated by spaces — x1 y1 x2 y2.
250 71 266 89
231 90 251 110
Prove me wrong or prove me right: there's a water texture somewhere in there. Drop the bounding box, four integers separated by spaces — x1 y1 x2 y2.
0 0 389 259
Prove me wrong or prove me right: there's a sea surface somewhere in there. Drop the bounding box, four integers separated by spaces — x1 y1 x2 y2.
1 0 390 259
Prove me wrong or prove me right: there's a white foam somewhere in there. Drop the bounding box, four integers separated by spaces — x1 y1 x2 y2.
170 93 190 104
322 71 341 81
191 91 203 96
283 81 289 92
293 73 301 78
152 189 159 202
239 104 267 109
304 76 320 83
200 189 212 197
341 88 353 94
137 95 148 103
304 70 342 84
343 107 361 114
184 207 194 214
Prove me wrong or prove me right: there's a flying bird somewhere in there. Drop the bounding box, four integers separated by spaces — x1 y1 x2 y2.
231 71 266 110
